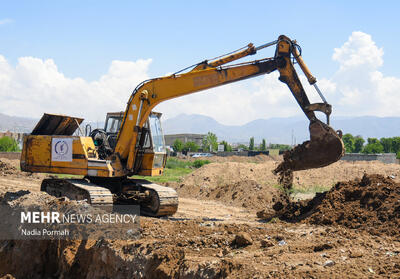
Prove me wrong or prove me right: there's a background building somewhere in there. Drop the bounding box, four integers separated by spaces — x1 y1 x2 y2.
164 134 205 147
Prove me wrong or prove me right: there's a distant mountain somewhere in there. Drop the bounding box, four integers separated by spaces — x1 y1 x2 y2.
162 114 400 144
1 112 400 144
0 113 37 133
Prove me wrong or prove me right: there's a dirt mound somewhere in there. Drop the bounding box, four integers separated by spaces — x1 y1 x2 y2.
171 160 400 214
261 174 400 236
0 159 47 182
176 179 286 211
176 162 279 189
0 160 17 176
182 154 278 163
207 154 277 163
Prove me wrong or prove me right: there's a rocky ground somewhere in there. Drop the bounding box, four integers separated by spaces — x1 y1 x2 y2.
0 158 399 278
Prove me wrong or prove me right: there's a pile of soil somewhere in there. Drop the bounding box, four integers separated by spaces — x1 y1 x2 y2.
175 179 286 211
181 154 278 163
171 160 400 214
0 160 17 176
260 174 400 236
0 159 46 181
206 154 277 163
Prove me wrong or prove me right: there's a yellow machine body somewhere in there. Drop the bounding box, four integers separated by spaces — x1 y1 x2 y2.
20 112 166 178
21 135 112 177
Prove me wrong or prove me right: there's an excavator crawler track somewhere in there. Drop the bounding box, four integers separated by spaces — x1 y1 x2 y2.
114 179 178 217
41 178 114 206
41 178 178 217
137 182 179 217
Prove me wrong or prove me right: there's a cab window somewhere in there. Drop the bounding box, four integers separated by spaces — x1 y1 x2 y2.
105 117 121 134
149 114 165 153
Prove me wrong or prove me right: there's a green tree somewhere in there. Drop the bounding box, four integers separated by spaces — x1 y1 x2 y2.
269 143 291 151
172 139 184 152
183 141 199 152
237 144 248 151
260 139 266 151
220 140 232 152
249 137 255 151
353 136 365 153
0 136 20 152
391 137 400 154
380 137 392 153
342 133 355 153
202 132 218 152
362 138 384 154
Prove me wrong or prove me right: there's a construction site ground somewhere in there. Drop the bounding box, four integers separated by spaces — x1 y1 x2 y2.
0 156 399 278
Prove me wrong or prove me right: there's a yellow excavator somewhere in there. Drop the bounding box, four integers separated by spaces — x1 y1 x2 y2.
20 35 344 216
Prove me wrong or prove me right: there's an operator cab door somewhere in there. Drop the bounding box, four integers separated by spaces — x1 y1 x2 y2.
135 112 167 176
104 112 124 150
103 111 167 175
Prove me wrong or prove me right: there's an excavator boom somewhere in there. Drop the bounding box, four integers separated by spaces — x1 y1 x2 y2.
115 35 344 178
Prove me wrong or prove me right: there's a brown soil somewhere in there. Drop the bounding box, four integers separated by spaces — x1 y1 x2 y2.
181 154 278 163
0 160 17 176
0 158 399 278
274 120 345 190
174 178 287 212
170 159 400 200
261 174 400 237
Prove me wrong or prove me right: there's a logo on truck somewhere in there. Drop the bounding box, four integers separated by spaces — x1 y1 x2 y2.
54 140 69 155
51 138 73 162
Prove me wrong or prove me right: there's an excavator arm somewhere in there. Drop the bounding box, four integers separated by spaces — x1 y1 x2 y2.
20 35 344 217
114 35 344 178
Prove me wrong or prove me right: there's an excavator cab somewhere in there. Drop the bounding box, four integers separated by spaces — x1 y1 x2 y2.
132 112 167 176
91 111 167 176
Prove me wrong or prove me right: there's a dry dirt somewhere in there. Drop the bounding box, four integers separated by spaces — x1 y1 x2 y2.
0 158 399 278
179 154 279 163
169 159 400 208
258 174 400 236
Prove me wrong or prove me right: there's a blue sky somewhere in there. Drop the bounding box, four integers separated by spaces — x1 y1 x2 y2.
0 1 399 124
1 1 399 80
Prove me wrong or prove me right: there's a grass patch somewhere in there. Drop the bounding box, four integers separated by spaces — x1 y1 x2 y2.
132 157 210 183
192 159 210 168
166 158 210 169
133 168 192 183
165 158 193 169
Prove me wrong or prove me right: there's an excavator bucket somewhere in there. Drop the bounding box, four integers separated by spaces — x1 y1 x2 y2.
274 120 345 189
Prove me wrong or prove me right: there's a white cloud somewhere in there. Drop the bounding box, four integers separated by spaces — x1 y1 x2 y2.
0 31 399 125
327 31 400 117
0 18 13 25
158 31 400 124
332 31 383 71
0 56 151 121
